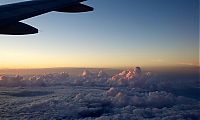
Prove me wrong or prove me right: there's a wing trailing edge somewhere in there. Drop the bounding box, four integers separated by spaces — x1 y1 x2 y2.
0 22 38 35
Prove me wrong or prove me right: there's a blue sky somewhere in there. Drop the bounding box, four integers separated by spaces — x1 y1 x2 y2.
0 0 199 68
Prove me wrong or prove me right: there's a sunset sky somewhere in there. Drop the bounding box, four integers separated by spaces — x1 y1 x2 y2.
0 0 199 69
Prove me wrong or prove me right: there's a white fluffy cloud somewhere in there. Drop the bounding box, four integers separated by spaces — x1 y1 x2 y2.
105 87 197 108
0 67 197 92
0 67 199 120
111 67 142 81
108 67 152 88
0 72 70 87
0 85 198 120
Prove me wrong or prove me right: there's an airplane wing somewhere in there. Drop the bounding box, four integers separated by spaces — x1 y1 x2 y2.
0 0 93 35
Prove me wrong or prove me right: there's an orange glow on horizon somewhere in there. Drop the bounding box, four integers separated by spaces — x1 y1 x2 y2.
0 49 199 69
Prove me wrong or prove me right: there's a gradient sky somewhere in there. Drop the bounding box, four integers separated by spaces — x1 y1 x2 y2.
0 0 199 68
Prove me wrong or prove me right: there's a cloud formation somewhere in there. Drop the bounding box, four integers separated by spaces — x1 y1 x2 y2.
0 67 197 91
0 67 199 119
0 85 199 120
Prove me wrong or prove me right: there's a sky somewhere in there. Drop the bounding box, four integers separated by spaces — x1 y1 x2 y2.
0 0 199 69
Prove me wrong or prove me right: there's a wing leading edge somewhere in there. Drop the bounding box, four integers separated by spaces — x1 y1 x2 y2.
0 0 93 35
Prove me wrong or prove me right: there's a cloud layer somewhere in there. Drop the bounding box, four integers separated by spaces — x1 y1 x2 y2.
0 67 199 119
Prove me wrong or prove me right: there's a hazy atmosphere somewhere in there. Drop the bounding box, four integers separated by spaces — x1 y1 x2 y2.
0 0 199 68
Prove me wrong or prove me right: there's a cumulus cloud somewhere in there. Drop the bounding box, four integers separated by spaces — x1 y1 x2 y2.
111 68 141 81
108 67 152 88
106 87 119 97
0 72 70 87
105 87 197 108
97 70 109 79
0 67 199 119
0 66 197 92
80 70 94 78
0 75 24 87
0 80 199 120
